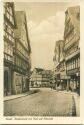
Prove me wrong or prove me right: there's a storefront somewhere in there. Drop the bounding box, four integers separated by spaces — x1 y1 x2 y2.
4 67 11 96
60 75 68 90
13 72 29 94
4 63 13 96
67 69 80 94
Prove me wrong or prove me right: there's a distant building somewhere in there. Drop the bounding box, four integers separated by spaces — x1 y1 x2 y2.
30 68 52 88
13 11 31 94
30 68 43 88
64 6 80 92
53 40 67 90
42 70 53 87
4 2 16 96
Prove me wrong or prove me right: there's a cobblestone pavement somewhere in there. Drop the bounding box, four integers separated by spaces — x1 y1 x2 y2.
4 88 76 116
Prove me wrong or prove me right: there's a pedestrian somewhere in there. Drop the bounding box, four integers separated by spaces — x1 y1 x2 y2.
51 84 52 90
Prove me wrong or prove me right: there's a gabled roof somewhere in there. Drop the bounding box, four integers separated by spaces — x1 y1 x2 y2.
14 11 31 53
66 6 80 35
54 40 64 53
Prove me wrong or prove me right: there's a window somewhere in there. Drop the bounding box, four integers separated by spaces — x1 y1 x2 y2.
4 23 14 42
8 27 11 34
73 60 75 69
75 59 77 68
71 61 73 69
69 63 70 70
70 62 72 70
6 6 14 25
9 35 11 41
5 24 8 31
78 57 80 68
10 15 14 25
67 62 68 70
9 6 13 15
17 58 19 66
77 59 79 68
3 4 6 14
12 31 14 37
77 13 80 20
10 46 13 55
16 57 18 65
4 41 7 53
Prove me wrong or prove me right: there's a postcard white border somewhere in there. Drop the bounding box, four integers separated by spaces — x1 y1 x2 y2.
0 0 84 124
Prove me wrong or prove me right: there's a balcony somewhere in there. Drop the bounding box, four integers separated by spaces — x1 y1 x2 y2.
65 35 79 51
65 49 80 61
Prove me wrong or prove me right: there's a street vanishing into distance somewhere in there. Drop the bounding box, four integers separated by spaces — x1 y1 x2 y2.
4 88 76 116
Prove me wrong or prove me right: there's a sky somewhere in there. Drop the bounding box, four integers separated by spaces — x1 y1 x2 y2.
15 2 79 70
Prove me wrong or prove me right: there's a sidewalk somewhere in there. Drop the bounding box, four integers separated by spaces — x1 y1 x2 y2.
56 90 80 116
4 89 40 102
65 91 80 116
72 92 80 116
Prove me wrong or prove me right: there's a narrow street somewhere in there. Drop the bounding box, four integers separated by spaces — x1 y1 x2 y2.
4 88 76 116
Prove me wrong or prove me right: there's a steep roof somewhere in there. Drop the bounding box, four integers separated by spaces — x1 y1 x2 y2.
34 68 44 72
14 11 31 53
54 40 64 53
66 6 80 35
